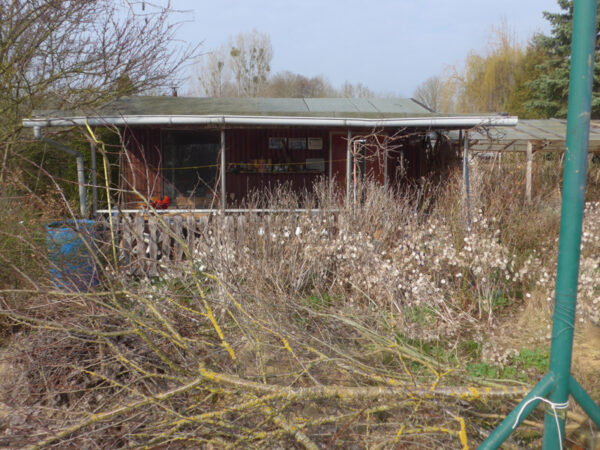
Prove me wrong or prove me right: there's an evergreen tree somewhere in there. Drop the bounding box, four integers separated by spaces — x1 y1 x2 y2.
524 0 600 118
506 36 549 118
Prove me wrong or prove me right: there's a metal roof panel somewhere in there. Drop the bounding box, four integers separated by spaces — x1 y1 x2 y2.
255 98 309 113
347 98 379 113
33 96 435 119
368 98 430 114
469 119 600 142
303 98 360 113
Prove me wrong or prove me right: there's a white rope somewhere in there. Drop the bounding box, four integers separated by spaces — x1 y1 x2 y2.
512 396 569 450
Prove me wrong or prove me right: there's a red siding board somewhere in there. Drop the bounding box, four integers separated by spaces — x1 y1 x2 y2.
331 133 348 195
121 125 433 208
225 127 330 204
122 127 163 207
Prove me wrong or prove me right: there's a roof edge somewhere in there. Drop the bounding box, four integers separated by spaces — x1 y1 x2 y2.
23 114 519 129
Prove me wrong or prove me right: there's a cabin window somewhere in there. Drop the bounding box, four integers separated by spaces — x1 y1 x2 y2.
162 131 219 208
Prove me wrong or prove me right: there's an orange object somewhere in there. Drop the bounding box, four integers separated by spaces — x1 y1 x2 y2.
150 196 170 209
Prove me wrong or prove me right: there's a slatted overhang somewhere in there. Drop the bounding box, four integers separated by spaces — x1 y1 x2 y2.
467 118 600 153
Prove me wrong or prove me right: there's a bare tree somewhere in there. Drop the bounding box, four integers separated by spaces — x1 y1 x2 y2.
189 30 273 98
228 30 273 97
455 24 524 113
264 71 335 98
189 30 390 99
0 0 198 186
341 81 375 98
191 46 235 97
419 23 526 114
413 76 444 112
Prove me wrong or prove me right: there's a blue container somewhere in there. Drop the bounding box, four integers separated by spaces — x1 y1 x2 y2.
46 220 99 290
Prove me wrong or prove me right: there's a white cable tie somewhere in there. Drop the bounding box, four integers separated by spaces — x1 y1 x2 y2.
512 396 569 450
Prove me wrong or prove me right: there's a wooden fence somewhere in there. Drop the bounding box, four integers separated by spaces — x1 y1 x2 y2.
97 213 272 277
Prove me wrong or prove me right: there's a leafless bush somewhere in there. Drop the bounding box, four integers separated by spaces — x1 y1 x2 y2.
1 165 599 447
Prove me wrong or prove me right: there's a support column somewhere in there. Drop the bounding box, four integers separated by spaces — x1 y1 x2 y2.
462 131 471 227
384 144 388 192
526 141 534 204
346 129 352 203
220 129 226 212
91 142 98 216
328 133 333 196
399 150 405 178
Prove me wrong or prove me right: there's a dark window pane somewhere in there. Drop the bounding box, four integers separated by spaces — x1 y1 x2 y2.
163 131 219 205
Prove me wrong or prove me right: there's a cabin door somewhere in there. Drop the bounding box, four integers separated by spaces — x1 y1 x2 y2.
330 133 348 196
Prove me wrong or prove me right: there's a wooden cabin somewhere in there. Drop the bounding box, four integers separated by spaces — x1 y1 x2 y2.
23 96 518 214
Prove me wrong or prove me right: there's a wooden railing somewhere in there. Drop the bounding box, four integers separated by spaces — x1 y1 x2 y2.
98 213 270 277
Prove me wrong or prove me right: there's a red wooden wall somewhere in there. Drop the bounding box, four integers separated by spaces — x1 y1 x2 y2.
122 127 162 207
225 127 330 205
122 126 444 208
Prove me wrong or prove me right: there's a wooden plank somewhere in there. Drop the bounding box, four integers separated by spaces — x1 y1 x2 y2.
346 129 352 202
197 215 209 245
160 216 172 262
264 215 271 253
133 215 146 274
106 214 120 268
221 129 226 212
237 215 246 244
224 216 234 240
198 215 209 233
463 132 471 227
526 141 534 204
214 215 223 239
121 215 133 267
96 215 111 253
147 215 158 276
186 215 196 255
172 216 184 261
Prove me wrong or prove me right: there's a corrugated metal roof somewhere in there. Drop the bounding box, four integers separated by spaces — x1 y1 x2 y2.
24 96 519 129
32 96 439 119
468 118 600 152
347 98 379 113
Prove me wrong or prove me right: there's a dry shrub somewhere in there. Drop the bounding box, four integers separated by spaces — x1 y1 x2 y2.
0 166 598 448
182 178 523 342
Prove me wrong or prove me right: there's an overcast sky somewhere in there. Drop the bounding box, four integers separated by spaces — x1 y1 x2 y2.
168 0 560 97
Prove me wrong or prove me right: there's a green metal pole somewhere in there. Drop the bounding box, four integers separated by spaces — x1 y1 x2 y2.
542 0 597 447
569 375 600 427
478 374 555 449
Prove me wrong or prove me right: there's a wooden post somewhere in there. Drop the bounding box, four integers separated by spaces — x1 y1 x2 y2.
148 215 158 276
220 129 226 212
172 216 184 261
462 131 471 227
134 215 145 273
399 150 405 178
186 215 195 253
328 133 333 196
526 141 534 204
91 142 98 216
384 144 388 192
353 140 357 204
346 129 352 203
119 215 132 267
160 217 172 262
